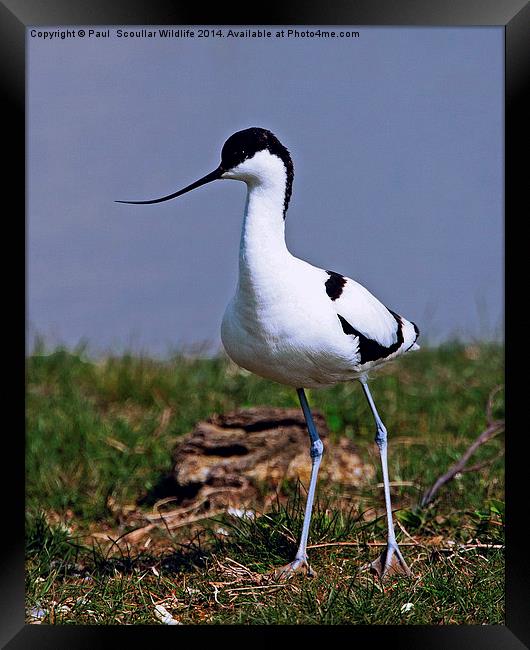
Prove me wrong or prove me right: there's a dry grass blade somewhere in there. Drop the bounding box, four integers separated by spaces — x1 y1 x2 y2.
145 497 211 522
307 541 417 549
160 510 226 530
153 407 173 437
213 557 268 586
105 436 129 453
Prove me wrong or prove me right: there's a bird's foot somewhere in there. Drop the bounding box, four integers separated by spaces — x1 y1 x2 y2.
273 556 316 581
365 542 412 580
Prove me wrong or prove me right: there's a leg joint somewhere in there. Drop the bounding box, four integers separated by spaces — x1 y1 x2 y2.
310 438 324 460
375 423 387 447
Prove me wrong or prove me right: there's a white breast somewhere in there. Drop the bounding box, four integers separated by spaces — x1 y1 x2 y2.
221 257 361 388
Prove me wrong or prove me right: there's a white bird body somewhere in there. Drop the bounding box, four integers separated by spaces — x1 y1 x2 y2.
118 127 419 579
220 148 419 388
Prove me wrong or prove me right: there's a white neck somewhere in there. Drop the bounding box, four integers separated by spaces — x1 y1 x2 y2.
238 175 291 295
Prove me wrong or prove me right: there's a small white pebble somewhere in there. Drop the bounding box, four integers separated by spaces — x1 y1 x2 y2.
401 602 414 614
28 607 47 623
185 587 201 595
154 604 182 625
227 507 255 519
215 527 230 536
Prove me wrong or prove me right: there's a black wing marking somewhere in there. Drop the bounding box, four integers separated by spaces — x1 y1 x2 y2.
337 310 404 364
325 271 347 301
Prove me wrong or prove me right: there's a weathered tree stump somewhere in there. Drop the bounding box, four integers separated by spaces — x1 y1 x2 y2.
170 407 374 509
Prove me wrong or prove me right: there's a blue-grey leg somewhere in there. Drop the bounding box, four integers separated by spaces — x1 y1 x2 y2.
275 388 324 580
359 376 411 578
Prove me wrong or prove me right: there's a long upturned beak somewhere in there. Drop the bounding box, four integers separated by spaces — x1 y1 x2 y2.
115 166 224 205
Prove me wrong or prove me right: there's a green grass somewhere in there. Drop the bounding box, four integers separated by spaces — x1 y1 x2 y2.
25 340 504 625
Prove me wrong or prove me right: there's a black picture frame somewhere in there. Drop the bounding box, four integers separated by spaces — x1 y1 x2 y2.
6 0 527 647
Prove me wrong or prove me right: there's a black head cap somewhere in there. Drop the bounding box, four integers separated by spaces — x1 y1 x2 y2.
221 127 294 217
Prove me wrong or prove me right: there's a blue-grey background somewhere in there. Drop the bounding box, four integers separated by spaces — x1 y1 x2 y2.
28 27 503 356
